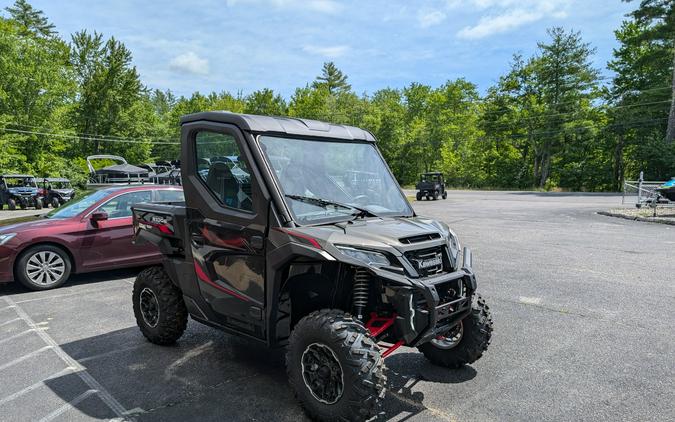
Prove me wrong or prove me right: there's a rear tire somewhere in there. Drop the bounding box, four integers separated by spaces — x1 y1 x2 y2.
416 192 422 201
287 309 386 422
133 266 187 345
7 199 16 210
52 198 60 208
15 245 71 291
35 200 42 210
442 192 447 200
418 295 493 368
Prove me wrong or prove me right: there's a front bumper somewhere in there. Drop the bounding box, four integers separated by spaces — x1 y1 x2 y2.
390 247 476 346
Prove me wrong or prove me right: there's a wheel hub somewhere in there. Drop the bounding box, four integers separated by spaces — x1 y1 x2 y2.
25 251 65 286
301 343 344 405
431 321 464 350
139 287 160 327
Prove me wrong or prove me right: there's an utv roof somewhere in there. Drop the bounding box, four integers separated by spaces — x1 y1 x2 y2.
180 111 376 142
1 174 35 178
43 177 70 182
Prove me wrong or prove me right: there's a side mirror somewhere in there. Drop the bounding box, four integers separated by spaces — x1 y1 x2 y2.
90 211 109 222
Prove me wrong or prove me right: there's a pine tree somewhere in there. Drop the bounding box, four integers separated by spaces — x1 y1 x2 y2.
312 62 351 95
5 0 55 37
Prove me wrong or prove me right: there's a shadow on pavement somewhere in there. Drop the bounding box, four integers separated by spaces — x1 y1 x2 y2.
44 326 477 421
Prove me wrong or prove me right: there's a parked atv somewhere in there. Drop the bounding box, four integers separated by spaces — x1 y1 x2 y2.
0 174 43 210
131 112 493 421
41 177 75 208
416 172 447 200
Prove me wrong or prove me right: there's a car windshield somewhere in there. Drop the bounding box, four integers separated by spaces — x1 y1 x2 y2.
259 136 412 225
5 177 36 188
45 189 110 219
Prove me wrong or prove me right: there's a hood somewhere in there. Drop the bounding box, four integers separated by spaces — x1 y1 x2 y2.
0 216 73 235
298 216 450 255
52 188 75 196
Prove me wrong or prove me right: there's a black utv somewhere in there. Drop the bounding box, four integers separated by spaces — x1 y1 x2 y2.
0 174 43 210
41 177 75 208
131 112 492 421
416 171 447 200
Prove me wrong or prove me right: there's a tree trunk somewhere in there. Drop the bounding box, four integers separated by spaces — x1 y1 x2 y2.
666 52 675 143
613 133 625 191
539 153 551 188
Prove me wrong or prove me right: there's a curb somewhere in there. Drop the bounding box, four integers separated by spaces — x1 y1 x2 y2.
597 211 675 226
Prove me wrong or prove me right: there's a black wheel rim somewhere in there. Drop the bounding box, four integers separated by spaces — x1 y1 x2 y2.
301 343 344 405
139 287 160 327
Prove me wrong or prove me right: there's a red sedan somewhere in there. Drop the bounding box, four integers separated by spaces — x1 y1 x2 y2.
0 185 183 290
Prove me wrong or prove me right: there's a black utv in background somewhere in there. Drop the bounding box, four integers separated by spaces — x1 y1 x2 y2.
0 174 43 210
131 112 492 421
41 177 75 208
416 171 447 200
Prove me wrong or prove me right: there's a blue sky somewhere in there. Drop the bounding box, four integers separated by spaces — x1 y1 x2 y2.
20 0 634 98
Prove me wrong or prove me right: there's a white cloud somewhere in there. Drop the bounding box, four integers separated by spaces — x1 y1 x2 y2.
169 52 209 75
302 45 350 58
454 0 571 39
418 10 447 28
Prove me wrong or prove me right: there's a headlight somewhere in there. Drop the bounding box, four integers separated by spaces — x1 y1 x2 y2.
0 233 17 246
447 229 460 251
335 245 390 267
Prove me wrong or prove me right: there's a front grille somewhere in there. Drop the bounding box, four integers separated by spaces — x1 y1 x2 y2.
405 246 445 277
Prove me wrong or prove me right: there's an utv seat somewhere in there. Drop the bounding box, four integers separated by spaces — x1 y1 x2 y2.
206 162 239 208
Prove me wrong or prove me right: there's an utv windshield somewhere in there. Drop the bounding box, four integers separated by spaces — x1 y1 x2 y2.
259 136 412 225
4 177 37 188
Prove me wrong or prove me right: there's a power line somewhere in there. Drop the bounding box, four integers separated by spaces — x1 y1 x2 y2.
4 122 159 142
0 127 180 145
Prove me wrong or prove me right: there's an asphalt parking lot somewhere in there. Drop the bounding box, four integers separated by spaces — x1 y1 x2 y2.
1 190 673 421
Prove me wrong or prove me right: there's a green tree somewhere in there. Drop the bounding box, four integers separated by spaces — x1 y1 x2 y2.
69 30 149 159
5 0 55 37
312 62 351 95
244 88 287 116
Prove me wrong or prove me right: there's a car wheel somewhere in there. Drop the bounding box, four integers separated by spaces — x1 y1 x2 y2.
287 309 386 421
133 266 188 345
8 199 17 211
16 245 72 290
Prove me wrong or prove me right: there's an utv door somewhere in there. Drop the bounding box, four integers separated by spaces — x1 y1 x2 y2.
183 123 268 338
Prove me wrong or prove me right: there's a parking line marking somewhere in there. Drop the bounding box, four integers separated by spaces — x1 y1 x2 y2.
0 345 52 372
3 297 130 420
0 367 74 406
0 329 36 345
37 389 97 422
0 317 22 328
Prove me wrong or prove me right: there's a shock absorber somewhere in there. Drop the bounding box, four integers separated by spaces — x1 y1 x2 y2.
353 268 370 320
